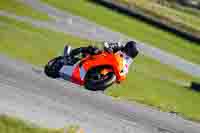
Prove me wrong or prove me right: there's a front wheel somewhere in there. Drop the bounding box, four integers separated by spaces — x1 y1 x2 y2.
44 56 64 78
84 67 116 91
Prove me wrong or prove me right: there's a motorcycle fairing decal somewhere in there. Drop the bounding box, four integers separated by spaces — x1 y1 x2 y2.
71 65 85 85
79 66 86 81
59 65 74 78
59 61 80 80
59 60 87 85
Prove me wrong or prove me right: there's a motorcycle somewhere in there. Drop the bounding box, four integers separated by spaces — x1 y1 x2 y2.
44 42 138 91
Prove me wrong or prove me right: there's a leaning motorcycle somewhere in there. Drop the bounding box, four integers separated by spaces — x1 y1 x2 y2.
44 42 138 91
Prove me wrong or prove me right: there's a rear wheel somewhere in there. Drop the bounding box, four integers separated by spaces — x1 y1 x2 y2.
84 66 116 91
44 56 64 78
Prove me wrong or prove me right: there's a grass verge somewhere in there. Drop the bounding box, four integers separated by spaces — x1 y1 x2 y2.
0 0 50 20
41 0 200 65
0 115 78 133
107 54 200 121
0 15 90 65
0 15 200 121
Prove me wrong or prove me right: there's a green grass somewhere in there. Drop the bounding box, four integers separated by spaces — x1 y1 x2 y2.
0 15 90 65
0 15 200 121
0 0 50 20
107 54 200 121
0 115 78 133
41 0 200 65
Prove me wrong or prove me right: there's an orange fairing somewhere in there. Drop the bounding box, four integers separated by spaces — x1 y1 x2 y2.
72 52 121 84
70 51 127 85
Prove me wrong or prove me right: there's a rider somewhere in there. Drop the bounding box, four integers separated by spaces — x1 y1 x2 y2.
103 41 139 58
63 41 139 65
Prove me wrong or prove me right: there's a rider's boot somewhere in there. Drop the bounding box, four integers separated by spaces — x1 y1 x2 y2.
64 45 72 57
63 45 72 65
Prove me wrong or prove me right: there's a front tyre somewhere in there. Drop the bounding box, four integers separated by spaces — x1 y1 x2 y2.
84 67 116 91
44 56 64 78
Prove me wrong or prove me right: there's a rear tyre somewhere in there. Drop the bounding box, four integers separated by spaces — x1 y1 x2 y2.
84 67 116 91
44 56 64 78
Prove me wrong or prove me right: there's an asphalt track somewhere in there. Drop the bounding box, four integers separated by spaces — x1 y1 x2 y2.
0 0 200 133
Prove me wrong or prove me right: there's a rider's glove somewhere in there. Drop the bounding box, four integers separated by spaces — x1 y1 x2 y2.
103 42 109 49
103 42 124 53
